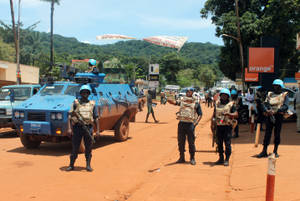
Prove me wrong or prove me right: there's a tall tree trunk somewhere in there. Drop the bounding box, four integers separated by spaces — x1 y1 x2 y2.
235 0 244 92
50 0 54 72
17 0 21 84
9 0 21 84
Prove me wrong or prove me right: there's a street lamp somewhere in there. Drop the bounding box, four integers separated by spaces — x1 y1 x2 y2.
221 33 245 92
221 0 245 93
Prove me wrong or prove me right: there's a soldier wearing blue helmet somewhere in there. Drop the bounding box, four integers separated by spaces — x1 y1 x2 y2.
66 84 99 171
256 79 289 158
168 87 202 165
211 88 238 166
87 59 99 74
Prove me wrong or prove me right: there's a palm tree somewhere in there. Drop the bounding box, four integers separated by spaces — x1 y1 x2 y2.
41 0 60 72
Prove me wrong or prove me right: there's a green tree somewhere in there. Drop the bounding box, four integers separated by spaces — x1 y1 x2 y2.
176 69 195 87
160 53 185 84
201 0 300 79
0 37 15 62
123 63 136 82
196 65 217 88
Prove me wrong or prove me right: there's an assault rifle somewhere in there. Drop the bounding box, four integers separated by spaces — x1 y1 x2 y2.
72 111 95 144
263 102 276 124
211 117 217 149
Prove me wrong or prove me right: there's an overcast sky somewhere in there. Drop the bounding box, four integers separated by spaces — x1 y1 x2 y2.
0 0 223 45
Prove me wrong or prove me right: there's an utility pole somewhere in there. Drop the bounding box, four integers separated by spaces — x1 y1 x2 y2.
16 0 21 84
50 0 54 72
235 0 245 92
9 0 21 84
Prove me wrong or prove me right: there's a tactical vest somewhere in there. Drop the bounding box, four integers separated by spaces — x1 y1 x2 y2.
176 96 198 123
215 101 234 126
266 92 288 113
73 99 95 125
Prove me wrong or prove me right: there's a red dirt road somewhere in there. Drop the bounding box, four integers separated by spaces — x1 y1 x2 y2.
1 104 300 201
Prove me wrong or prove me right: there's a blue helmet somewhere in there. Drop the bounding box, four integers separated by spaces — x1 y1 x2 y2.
186 87 195 92
272 79 284 88
220 88 231 97
89 59 97 66
231 89 237 95
80 85 92 94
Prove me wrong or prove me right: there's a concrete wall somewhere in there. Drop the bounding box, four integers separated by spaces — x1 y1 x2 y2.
0 60 39 87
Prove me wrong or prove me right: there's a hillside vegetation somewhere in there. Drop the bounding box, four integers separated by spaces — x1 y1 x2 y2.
0 26 222 87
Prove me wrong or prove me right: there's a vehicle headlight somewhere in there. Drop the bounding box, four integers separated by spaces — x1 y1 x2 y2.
51 113 56 120
56 113 63 120
20 112 24 118
14 111 20 118
6 108 12 115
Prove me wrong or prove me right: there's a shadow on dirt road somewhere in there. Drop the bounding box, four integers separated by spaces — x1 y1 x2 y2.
6 135 120 156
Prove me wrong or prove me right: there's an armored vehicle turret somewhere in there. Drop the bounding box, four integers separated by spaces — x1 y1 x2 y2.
12 72 138 150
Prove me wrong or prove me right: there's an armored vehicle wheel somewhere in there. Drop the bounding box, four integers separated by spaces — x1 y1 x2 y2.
79 139 85 153
114 116 129 141
20 133 41 149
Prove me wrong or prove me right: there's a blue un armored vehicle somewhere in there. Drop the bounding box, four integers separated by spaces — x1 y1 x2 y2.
12 72 138 150
0 84 40 129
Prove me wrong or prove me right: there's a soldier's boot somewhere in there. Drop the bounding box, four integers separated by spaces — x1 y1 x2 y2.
273 144 279 158
145 113 149 123
232 133 239 138
86 156 93 172
190 153 196 165
66 155 76 171
215 154 224 165
256 145 268 158
224 154 230 166
176 153 185 163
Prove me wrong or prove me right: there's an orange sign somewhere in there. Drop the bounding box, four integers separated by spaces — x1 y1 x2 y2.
248 47 274 73
295 72 300 80
245 68 259 82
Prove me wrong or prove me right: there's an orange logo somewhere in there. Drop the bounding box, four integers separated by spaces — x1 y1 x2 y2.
248 48 274 73
245 68 259 82
295 72 300 80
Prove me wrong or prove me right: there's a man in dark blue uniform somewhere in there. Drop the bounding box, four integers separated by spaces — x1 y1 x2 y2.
168 88 202 165
256 79 289 158
212 88 238 166
67 85 99 171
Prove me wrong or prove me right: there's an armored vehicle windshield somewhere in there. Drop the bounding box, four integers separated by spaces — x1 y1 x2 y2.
39 84 81 96
40 85 64 95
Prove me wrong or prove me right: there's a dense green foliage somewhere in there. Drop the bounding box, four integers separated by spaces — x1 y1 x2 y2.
201 0 300 80
0 24 222 87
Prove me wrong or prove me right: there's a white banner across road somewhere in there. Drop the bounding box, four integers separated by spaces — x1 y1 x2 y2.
143 36 188 51
96 34 136 40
